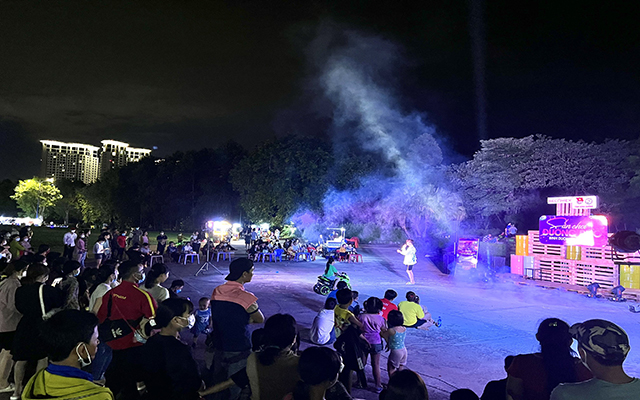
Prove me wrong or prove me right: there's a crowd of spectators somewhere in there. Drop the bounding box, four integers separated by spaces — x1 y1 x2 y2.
0 226 638 400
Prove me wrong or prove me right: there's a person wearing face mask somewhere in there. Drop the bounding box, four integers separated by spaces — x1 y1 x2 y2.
21 309 114 400
8 235 25 261
60 260 82 310
97 261 157 400
168 279 184 298
141 263 170 303
140 298 202 400
12 264 64 400
0 261 29 395
88 265 118 384
76 232 88 268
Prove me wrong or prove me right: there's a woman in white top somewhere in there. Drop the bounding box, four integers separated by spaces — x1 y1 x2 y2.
141 263 170 303
397 239 417 285
89 265 118 314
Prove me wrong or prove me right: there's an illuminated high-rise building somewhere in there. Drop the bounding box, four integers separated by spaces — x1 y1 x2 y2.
40 139 151 184
40 140 101 184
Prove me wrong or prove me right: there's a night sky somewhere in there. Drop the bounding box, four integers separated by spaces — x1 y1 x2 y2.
1 0 638 180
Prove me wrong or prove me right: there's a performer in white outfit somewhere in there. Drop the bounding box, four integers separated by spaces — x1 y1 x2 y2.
397 239 417 284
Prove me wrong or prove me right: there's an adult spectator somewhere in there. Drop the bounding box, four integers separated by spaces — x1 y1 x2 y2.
21 309 114 400
97 260 157 400
247 314 300 400
101 233 112 261
141 263 170 303
89 265 118 313
8 235 25 260
76 231 88 268
381 289 398 320
506 318 592 400
116 231 127 261
12 264 63 400
480 356 514 400
88 265 118 383
210 258 264 399
36 244 51 262
59 260 81 310
285 346 346 400
311 297 338 345
379 369 428 400
141 298 202 400
168 279 184 298
0 261 28 394
63 227 77 260
93 237 106 268
398 291 434 330
156 231 168 255
550 319 640 399
131 229 141 248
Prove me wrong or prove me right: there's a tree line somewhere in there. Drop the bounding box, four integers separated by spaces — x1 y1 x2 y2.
5 134 640 243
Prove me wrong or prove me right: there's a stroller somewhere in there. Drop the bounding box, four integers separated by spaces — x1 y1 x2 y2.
313 272 350 295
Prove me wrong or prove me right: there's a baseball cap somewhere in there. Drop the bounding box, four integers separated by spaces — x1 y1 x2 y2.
225 258 254 281
570 319 630 363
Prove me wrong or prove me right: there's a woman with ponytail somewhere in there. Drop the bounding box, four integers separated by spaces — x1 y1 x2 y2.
286 346 346 400
246 313 300 400
506 318 592 400
141 263 170 303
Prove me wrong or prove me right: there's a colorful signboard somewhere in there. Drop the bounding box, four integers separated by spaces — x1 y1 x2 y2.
456 238 479 270
547 196 598 209
539 215 608 247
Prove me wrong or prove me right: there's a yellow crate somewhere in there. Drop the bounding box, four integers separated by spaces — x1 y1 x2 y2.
516 235 529 256
566 246 582 261
620 264 640 290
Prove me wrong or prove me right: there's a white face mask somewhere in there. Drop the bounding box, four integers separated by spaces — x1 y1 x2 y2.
75 343 92 368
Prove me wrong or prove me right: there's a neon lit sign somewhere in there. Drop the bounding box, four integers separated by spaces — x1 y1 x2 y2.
539 215 608 247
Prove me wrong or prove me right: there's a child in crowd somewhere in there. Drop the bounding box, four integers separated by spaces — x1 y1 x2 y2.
334 289 363 338
323 257 338 285
381 310 407 378
348 291 361 316
192 297 212 347
169 279 184 298
183 241 193 254
381 289 398 320
358 297 387 393
310 297 337 345
327 280 348 300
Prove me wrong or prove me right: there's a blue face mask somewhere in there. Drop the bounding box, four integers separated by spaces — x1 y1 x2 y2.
138 272 145 284
176 289 182 294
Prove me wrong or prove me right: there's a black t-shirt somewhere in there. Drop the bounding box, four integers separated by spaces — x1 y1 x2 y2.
481 378 507 400
141 334 202 400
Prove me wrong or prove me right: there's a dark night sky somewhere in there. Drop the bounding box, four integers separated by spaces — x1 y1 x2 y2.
1 0 638 180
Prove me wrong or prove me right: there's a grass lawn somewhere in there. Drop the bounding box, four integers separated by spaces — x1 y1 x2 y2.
2 226 187 255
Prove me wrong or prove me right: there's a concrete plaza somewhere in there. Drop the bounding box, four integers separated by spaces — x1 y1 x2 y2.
4 242 639 400
173 242 640 400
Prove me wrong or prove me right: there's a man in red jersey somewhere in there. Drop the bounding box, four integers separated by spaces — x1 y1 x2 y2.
98 260 156 399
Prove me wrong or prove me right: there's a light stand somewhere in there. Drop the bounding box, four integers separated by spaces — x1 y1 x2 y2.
195 236 224 276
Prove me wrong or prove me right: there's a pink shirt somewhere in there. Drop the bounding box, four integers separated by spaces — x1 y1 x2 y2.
358 313 386 345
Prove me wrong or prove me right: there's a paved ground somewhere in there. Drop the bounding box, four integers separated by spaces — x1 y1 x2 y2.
4 242 640 400
173 242 640 400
